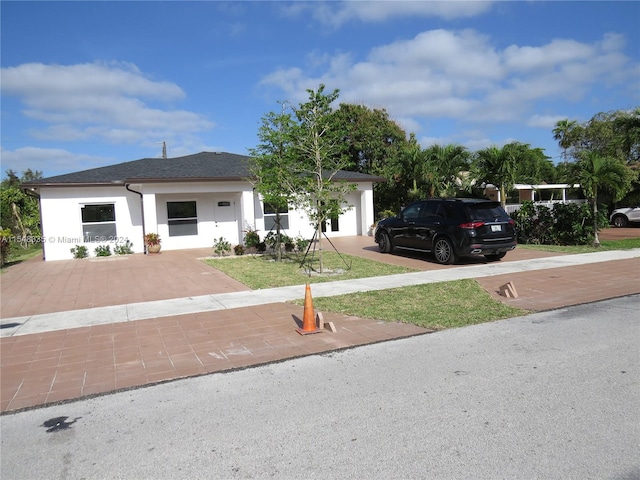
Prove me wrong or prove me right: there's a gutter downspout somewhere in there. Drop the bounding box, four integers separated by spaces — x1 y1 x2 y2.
125 184 147 255
23 188 45 260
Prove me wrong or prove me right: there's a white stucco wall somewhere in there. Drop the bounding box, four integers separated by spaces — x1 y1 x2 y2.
39 186 141 261
36 180 376 260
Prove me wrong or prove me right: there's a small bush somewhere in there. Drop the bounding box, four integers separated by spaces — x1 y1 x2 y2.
295 236 310 253
0 228 12 267
244 229 260 248
70 245 89 259
213 237 232 256
234 244 245 256
94 245 112 257
114 240 134 255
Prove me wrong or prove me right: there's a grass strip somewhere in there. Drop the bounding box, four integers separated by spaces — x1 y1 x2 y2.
298 279 527 330
203 251 417 289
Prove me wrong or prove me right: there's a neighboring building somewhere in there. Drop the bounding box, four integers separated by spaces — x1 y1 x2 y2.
23 152 383 261
483 183 585 213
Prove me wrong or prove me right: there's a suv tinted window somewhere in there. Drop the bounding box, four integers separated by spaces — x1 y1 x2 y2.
402 203 423 220
468 202 508 221
420 201 440 220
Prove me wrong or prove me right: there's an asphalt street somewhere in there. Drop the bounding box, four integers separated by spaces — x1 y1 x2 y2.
1 295 639 480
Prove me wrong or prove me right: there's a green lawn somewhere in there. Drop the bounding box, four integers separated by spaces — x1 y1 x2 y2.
300 279 527 331
203 251 417 289
203 237 638 331
519 237 640 253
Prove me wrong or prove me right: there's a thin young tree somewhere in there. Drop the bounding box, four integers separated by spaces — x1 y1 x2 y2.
291 84 356 273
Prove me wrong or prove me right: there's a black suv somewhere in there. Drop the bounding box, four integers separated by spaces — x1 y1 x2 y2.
374 198 517 264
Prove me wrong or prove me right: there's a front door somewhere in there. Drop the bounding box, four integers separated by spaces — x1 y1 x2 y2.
213 197 239 244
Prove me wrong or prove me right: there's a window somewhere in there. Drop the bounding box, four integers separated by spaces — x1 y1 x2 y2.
167 201 198 236
82 204 116 241
264 203 289 230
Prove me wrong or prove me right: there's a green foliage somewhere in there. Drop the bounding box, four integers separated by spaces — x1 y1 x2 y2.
295 236 310 253
114 240 134 255
511 201 608 246
233 244 245 256
264 232 292 251
70 245 88 259
213 237 231 256
1 169 43 248
94 245 112 257
243 229 261 248
0 228 12 267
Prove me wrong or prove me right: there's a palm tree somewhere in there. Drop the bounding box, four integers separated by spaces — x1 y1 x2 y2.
572 151 631 246
553 119 578 163
424 144 471 198
474 142 527 208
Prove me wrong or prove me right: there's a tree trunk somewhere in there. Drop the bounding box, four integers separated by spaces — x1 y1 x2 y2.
275 212 282 262
592 198 601 247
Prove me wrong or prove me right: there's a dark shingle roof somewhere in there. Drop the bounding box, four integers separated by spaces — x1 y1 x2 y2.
23 151 385 186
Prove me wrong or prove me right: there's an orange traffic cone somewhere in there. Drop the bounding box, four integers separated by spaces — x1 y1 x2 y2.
296 283 321 335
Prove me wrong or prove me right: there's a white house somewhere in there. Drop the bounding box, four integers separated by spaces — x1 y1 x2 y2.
24 152 383 261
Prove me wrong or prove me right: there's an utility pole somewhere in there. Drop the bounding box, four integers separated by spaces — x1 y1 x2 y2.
157 141 167 158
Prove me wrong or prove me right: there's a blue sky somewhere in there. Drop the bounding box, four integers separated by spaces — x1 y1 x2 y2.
1 1 639 178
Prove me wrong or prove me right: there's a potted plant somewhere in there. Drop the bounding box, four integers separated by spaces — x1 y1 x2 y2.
145 232 161 253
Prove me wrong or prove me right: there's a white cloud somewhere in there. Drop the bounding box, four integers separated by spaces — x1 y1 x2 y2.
0 147 114 177
527 115 567 129
284 1 494 28
0 62 215 145
260 29 637 133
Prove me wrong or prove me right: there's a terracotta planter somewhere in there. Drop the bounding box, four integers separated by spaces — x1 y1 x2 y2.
147 244 161 254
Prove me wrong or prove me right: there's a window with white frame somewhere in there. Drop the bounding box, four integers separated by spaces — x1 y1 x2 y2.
167 201 198 236
264 202 289 231
82 204 117 241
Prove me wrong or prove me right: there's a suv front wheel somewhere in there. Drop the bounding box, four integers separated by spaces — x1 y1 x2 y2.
433 237 457 265
378 231 393 253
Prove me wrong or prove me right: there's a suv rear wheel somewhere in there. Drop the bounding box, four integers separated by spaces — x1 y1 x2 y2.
433 237 457 265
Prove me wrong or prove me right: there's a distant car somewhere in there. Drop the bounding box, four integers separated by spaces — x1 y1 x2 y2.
610 206 640 227
374 198 517 264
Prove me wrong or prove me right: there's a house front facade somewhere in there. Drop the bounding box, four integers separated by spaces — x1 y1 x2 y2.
24 152 382 261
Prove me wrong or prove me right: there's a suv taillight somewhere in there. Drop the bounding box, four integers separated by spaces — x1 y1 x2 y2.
460 221 485 229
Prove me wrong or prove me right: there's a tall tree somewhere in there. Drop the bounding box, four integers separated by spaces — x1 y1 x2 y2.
553 119 578 163
247 103 298 261
570 151 632 246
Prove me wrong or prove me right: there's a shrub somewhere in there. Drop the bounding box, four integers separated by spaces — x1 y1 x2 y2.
114 240 134 255
511 200 608 246
94 245 112 257
244 229 260 248
213 237 231 256
0 228 12 267
295 236 310 253
70 245 88 259
264 232 294 252
234 244 245 256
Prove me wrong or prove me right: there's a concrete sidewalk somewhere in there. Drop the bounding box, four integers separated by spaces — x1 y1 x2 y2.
1 235 639 413
2 248 640 337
